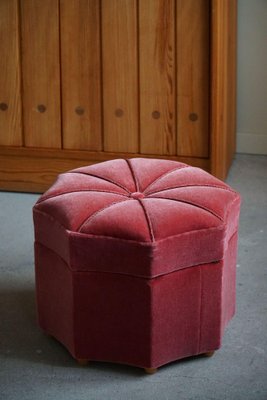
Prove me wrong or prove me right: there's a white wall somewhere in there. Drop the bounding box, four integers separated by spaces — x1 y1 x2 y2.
237 0 267 154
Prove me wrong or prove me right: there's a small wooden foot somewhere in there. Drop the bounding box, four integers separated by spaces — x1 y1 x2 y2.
204 351 215 357
77 359 89 366
144 367 157 374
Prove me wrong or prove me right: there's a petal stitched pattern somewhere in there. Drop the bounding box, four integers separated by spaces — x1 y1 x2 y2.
34 158 239 242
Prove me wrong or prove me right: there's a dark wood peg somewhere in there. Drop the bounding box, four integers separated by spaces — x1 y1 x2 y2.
152 111 160 119
115 109 124 117
37 104 46 113
0 103 8 111
75 106 85 115
189 113 198 122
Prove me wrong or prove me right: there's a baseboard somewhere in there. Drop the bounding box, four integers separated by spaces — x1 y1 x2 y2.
237 133 267 155
0 146 210 193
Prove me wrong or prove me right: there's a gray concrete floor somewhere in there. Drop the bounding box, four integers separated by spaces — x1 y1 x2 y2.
0 154 266 400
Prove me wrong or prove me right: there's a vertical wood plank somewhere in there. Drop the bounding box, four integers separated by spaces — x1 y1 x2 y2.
139 0 176 155
20 0 61 148
211 0 237 179
177 0 209 157
102 0 138 153
0 0 22 146
60 0 102 150
225 0 237 174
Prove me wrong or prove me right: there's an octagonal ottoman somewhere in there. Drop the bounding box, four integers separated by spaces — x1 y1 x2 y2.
33 158 241 373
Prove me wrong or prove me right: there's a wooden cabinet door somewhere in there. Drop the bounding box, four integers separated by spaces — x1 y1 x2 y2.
0 0 22 146
177 0 210 157
20 0 61 148
59 0 209 157
60 0 102 151
0 0 237 192
139 0 176 155
102 0 139 153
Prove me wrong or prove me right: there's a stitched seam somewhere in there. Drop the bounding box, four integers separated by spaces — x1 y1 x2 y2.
77 199 129 232
34 208 227 243
146 183 237 196
34 209 69 230
143 165 189 193
37 189 129 204
224 195 241 222
68 171 131 194
138 200 155 242
36 241 223 279
125 158 140 191
73 261 221 279
148 196 223 221
73 224 226 243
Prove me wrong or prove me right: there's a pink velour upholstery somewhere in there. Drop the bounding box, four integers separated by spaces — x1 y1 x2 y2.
33 158 241 369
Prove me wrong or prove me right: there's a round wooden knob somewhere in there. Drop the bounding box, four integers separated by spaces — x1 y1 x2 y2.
37 104 46 113
0 103 8 111
75 106 85 115
189 113 198 122
115 109 124 117
152 111 160 119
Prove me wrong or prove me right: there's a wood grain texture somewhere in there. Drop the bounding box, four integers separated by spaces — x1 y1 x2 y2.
102 0 138 153
139 0 176 155
0 146 210 193
20 0 61 148
210 0 237 179
0 0 22 146
0 0 238 192
177 0 209 157
60 0 102 150
225 1 237 173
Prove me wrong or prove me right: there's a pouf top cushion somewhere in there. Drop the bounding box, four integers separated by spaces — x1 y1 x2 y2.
33 158 240 278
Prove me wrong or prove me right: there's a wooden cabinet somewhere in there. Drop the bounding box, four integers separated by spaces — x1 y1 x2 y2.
0 0 237 193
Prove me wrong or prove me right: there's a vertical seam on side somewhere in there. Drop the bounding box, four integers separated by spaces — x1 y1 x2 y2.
198 267 203 353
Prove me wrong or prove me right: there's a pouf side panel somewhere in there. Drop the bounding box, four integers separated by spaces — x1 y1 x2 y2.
198 262 223 354
69 233 154 276
34 243 75 355
225 197 241 242
34 210 227 279
150 266 202 368
221 232 238 333
69 226 225 278
33 210 70 265
153 226 225 277
199 232 238 352
72 272 151 368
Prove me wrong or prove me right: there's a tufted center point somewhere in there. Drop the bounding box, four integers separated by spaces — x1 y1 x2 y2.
130 191 145 199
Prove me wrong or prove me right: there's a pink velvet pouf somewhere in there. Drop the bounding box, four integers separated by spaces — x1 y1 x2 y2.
33 158 241 372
